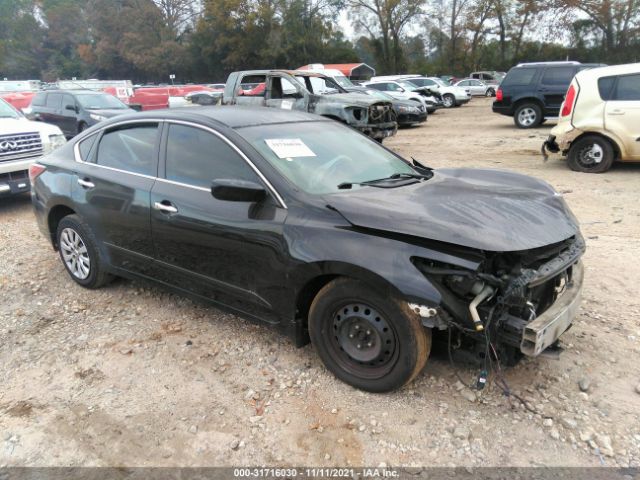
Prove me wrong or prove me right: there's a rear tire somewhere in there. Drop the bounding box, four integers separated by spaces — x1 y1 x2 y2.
309 278 431 392
56 214 113 289
486 88 495 97
514 103 542 128
567 135 615 173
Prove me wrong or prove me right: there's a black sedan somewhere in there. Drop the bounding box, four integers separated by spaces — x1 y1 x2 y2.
30 107 585 392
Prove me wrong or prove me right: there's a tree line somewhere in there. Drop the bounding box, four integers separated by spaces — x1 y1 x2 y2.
0 0 638 84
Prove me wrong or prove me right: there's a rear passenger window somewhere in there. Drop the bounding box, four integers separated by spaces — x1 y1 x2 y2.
541 67 575 85
503 68 536 86
613 74 640 101
46 93 62 108
78 134 98 162
165 124 258 189
96 123 158 176
598 76 616 100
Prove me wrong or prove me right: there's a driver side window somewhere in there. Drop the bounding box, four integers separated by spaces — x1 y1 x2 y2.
165 124 258 189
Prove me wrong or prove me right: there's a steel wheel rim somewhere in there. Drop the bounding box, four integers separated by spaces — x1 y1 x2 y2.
486 89 494 97
577 143 604 167
60 227 91 280
329 302 398 379
518 107 537 126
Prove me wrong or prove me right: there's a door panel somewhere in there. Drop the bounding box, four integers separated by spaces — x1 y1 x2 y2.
151 123 289 322
72 123 159 274
61 94 78 136
605 100 640 158
539 67 577 115
150 181 287 321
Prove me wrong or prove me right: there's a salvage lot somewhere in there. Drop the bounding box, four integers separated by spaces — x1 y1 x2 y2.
1 97 639 467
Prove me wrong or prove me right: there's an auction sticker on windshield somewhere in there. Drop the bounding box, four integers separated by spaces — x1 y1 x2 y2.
265 138 316 159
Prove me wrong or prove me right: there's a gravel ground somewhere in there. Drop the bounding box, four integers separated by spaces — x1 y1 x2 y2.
1 98 639 467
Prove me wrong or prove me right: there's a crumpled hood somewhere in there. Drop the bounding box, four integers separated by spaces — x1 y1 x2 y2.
315 93 390 108
325 168 580 252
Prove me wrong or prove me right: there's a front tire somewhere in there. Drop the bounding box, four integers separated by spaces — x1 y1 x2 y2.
567 135 615 173
57 214 113 289
442 94 455 108
514 103 542 128
309 278 431 392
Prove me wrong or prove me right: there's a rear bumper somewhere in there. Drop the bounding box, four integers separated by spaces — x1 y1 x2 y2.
492 102 512 116
542 135 560 156
0 170 30 196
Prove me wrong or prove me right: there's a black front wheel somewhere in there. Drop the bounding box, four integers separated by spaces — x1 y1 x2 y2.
309 278 431 392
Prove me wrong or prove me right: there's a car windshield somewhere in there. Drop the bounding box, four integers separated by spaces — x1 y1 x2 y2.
76 93 128 110
0 99 21 119
237 121 418 195
333 76 354 87
398 80 419 90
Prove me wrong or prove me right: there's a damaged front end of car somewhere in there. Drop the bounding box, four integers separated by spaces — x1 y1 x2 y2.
411 234 585 361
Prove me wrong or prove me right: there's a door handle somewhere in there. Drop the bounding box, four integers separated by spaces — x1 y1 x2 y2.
77 178 95 189
153 201 178 214
608 110 625 115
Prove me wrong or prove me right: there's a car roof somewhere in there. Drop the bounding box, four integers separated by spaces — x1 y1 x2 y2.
235 69 329 78
101 106 331 129
40 89 111 95
576 62 640 80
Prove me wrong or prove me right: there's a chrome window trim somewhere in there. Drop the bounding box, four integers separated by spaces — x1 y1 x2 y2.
164 119 288 209
73 117 288 209
155 177 210 192
73 118 164 170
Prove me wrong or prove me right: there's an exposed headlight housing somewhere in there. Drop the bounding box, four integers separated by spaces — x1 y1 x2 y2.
42 133 67 154
49 134 67 151
398 105 419 114
89 113 107 121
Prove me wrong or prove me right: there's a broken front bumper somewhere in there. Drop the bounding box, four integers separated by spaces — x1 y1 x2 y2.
520 260 584 356
360 121 398 140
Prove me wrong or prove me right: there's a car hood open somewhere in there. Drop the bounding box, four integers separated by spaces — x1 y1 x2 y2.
325 168 579 252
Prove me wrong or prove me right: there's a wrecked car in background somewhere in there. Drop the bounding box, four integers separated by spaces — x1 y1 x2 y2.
222 70 397 141
31 106 585 393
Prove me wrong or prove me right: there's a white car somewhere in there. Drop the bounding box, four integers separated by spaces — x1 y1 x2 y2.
543 62 640 173
454 78 496 97
372 75 471 108
361 80 428 109
0 98 66 196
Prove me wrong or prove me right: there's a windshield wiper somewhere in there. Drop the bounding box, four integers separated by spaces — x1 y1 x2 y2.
337 172 431 190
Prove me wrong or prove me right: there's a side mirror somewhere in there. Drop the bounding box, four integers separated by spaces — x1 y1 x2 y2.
211 179 266 203
65 104 77 112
